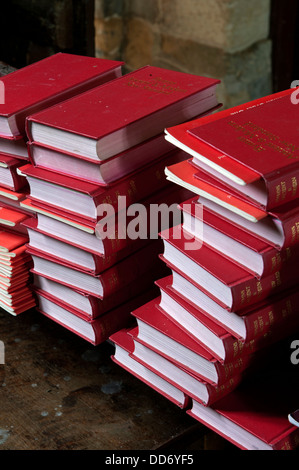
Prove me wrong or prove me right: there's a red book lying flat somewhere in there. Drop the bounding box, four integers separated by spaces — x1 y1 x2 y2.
165 159 267 222
19 149 186 221
28 241 163 298
197 195 299 250
0 53 123 138
28 134 174 186
187 89 299 211
26 66 219 161
165 88 294 186
160 225 299 311
110 328 190 410
130 298 256 386
187 364 299 450
156 276 299 363
179 197 297 278
0 136 28 159
35 289 156 345
0 154 27 191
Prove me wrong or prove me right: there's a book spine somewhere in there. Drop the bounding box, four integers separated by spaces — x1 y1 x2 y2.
265 168 299 211
206 373 243 406
274 429 299 450
215 354 257 385
230 263 299 311
243 289 299 342
93 307 132 345
281 213 299 248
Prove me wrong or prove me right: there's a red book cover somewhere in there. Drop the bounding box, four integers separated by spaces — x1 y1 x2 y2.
160 224 299 311
187 364 299 450
165 159 267 222
165 88 294 186
27 66 219 161
110 328 190 409
188 90 299 210
20 149 187 222
0 53 123 138
0 136 28 159
179 197 297 278
130 298 256 386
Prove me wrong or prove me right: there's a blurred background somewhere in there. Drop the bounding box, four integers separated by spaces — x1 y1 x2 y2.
0 0 298 109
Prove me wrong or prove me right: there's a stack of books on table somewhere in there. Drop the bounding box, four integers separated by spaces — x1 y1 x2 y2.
110 88 299 450
0 53 125 315
18 64 220 344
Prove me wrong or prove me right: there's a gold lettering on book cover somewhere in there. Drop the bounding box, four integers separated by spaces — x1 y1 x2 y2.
268 310 274 325
258 316 264 332
253 319 259 336
240 289 246 304
256 281 263 296
125 76 187 96
246 286 252 301
228 120 299 159
292 176 298 196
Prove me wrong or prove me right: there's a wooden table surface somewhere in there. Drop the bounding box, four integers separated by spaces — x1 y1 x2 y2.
0 306 234 451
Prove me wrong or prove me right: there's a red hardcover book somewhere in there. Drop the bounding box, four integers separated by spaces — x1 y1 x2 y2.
0 154 27 191
157 276 299 364
0 53 123 138
165 88 294 186
0 136 28 159
110 328 190 409
187 365 299 450
187 89 299 211
168 269 299 342
36 288 157 346
130 298 257 386
160 225 299 311
19 149 187 221
165 159 267 223
32 268 161 321
27 241 163 299
197 194 299 250
179 197 297 278
129 326 243 407
26 66 219 161
28 133 174 185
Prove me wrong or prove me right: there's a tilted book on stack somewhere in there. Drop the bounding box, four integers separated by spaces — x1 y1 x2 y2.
110 88 299 450
19 64 220 343
0 53 124 315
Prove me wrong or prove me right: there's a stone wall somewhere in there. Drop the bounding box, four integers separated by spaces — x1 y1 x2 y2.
95 0 272 108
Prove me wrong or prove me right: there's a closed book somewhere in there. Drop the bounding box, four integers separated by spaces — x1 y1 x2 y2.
187 89 299 211
33 269 161 321
130 328 243 407
165 88 293 187
0 154 27 191
169 269 299 342
130 298 256 386
27 241 163 299
0 53 123 138
27 65 219 161
157 276 299 363
160 225 299 311
28 134 174 185
0 136 28 159
197 195 299 250
179 197 296 278
110 328 190 409
187 363 299 450
19 149 186 221
36 288 157 346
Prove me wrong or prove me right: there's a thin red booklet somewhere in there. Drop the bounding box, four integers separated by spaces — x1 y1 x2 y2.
19 149 186 221
179 197 297 278
160 225 299 311
0 53 123 138
130 298 257 386
165 89 294 185
27 66 219 161
110 328 190 409
187 363 299 450
187 90 299 211
165 159 267 222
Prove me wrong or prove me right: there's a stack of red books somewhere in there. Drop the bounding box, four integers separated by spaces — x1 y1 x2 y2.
110 88 299 450
0 53 124 314
18 64 220 344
